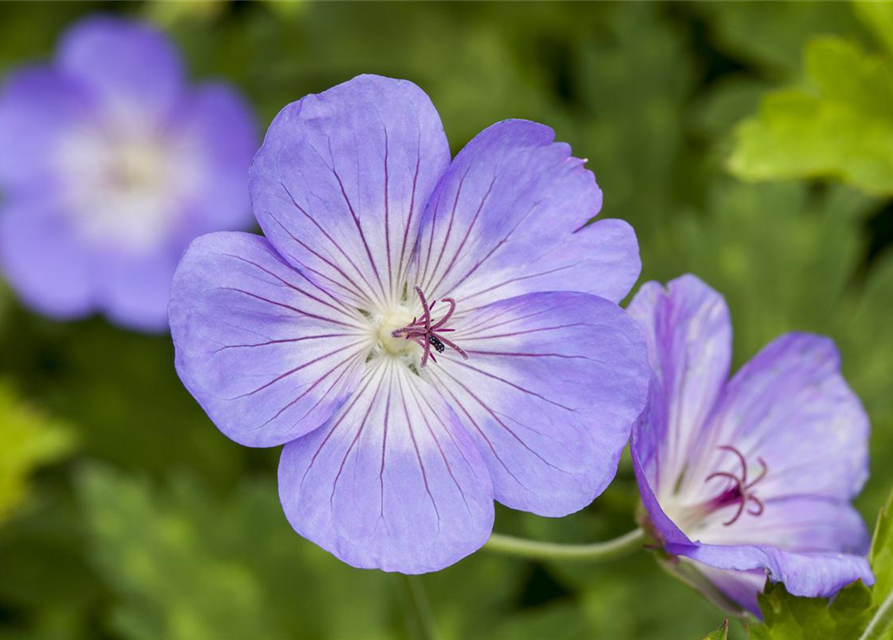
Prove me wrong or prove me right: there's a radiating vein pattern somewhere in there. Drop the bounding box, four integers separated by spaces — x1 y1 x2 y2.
170 74 650 573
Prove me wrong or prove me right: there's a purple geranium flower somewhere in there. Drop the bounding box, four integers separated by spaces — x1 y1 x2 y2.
0 16 257 330
169 74 650 573
628 274 873 616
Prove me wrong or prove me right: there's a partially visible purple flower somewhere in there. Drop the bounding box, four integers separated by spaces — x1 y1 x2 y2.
628 274 873 616
169 74 650 573
0 16 257 330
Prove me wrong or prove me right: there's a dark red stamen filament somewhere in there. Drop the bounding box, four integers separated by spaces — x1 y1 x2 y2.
704 445 768 526
392 286 468 367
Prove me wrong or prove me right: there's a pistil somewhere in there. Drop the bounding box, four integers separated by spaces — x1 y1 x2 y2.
702 445 767 526
392 286 468 367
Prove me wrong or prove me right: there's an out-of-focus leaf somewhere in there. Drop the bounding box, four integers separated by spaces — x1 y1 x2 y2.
423 535 525 640
259 0 309 20
854 1 893 56
0 318 251 489
692 2 868 77
578 552 748 640
0 383 74 526
729 37 893 196
842 249 893 513
76 466 395 640
702 620 730 640
477 602 590 640
576 3 697 282
689 77 770 142
142 0 225 27
682 181 871 359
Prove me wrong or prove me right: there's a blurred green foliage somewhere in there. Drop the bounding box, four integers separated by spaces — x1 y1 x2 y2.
0 2 891 639
0 383 74 527
730 37 893 195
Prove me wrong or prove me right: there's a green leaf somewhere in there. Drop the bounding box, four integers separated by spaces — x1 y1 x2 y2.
844 250 893 514
142 0 226 27
863 485 893 639
748 581 874 640
0 382 75 526
691 2 868 77
729 37 893 196
76 466 395 640
853 1 893 56
680 180 871 363
480 602 590 640
702 620 730 640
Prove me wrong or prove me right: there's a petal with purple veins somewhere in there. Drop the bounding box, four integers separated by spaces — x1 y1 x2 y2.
429 291 649 517
411 120 639 306
250 74 450 309
278 359 494 573
688 333 869 505
627 275 732 496
169 232 371 447
697 495 869 555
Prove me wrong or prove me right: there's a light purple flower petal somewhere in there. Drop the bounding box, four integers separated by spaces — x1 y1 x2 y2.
630 274 872 615
627 275 732 493
666 541 874 601
428 291 649 516
96 249 179 332
173 83 257 230
689 333 869 505
0 200 93 319
0 68 94 192
411 119 638 306
635 449 871 615
631 441 690 547
695 565 768 616
249 74 450 309
697 496 869 554
57 16 183 116
169 232 370 447
278 360 494 573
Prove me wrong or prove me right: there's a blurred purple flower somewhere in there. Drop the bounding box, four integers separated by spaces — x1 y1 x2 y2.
169 74 650 572
0 16 257 330
628 274 873 616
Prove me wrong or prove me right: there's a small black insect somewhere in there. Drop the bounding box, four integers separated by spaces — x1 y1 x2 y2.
428 335 446 353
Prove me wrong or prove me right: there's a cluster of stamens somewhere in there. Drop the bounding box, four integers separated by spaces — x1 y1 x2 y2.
392 286 468 368
703 445 768 526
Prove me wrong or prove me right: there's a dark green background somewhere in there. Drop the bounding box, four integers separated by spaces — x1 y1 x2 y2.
1 3 890 639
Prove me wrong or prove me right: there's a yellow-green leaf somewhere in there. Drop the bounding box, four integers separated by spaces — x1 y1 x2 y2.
0 383 75 525
729 37 893 196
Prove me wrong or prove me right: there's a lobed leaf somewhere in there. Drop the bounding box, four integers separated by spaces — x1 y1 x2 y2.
729 37 893 196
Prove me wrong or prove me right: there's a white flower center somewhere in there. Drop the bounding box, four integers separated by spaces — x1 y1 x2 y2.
376 306 418 356
53 111 201 253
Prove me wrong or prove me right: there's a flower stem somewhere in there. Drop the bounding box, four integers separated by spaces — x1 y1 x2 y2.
484 527 646 562
397 574 439 640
